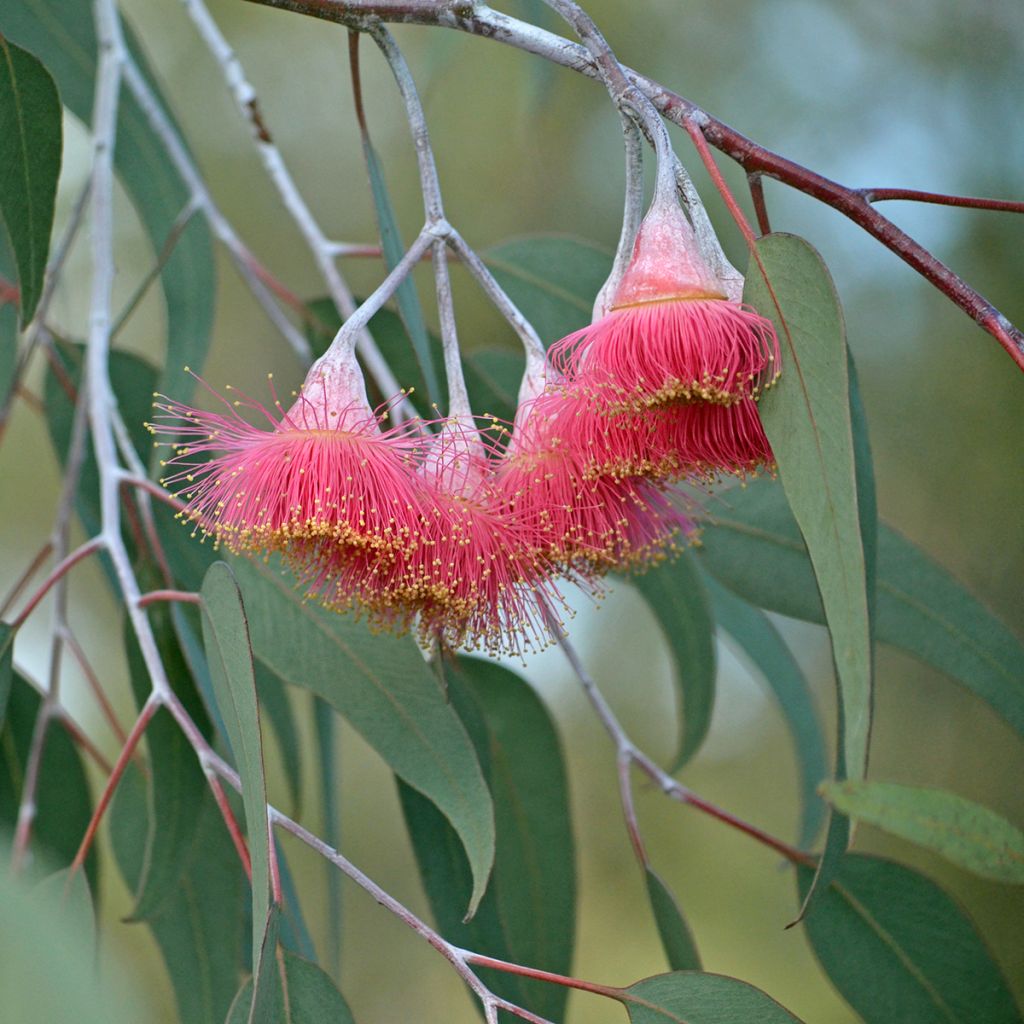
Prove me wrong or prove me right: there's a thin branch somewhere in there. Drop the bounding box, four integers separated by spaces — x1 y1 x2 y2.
138 590 202 608
748 172 771 235
0 543 52 619
177 0 416 419
240 0 1024 369
859 188 1024 213
10 538 105 630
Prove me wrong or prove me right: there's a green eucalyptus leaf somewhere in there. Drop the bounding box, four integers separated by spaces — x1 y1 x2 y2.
255 661 303 815
0 35 61 326
0 847 146 1024
398 657 574 1021
621 972 805 1023
0 673 95 888
122 600 207 922
798 853 1021 1023
109 764 247 1024
703 574 827 848
0 239 16 412
644 868 701 972
482 235 611 345
822 781 1024 885
200 561 271 974
313 696 343 970
697 480 1024 739
746 233 872 786
225 946 357 1024
231 556 495 918
360 135 441 408
0 0 215 408
0 622 13 729
630 552 716 771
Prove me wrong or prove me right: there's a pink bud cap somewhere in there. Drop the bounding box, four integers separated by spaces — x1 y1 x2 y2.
612 199 726 308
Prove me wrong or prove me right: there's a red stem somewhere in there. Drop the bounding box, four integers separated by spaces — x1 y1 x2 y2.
748 172 771 235
463 953 621 1001
68 696 160 880
11 538 105 629
860 188 1024 213
138 589 201 608
206 773 253 882
0 542 52 618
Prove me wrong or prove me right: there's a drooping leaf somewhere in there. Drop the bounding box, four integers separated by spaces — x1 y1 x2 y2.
621 972 805 1023
482 235 611 345
231 556 495 917
276 838 316 962
629 552 716 771
225 946 357 1024
398 657 574 1021
746 233 871 786
200 562 272 974
359 131 441 408
255 661 303 815
703 574 827 848
122 599 208 922
109 763 247 1024
644 868 701 972
697 480 1024 739
0 672 95 888
821 781 1024 885
34 866 96 962
0 622 13 729
248 906 285 1024
797 853 1021 1023
313 695 343 970
0 35 61 326
0 0 216 407
0 235 16 413
0 846 147 1024
848 350 878 631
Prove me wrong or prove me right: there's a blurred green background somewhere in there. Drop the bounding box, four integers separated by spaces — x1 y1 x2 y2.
1 0 1022 1020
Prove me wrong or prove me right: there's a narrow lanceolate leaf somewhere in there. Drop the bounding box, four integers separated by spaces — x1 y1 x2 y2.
225 946 357 1024
0 235 17 411
360 136 441 408
483 235 612 345
622 972 805 1023
798 853 1021 1023
0 623 13 728
0 673 95 889
313 696 342 969
248 906 285 1024
110 764 247 1024
630 553 716 771
398 658 575 1022
200 562 272 974
703 574 828 849
232 557 495 917
821 781 1024 885
746 233 872 786
0 1 215 407
697 480 1024 740
123 601 207 921
1 850 146 1024
255 662 303 815
0 35 61 326
644 869 701 972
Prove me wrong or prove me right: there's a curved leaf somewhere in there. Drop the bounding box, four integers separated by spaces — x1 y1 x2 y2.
398 657 574 1021
200 561 272 974
703 574 827 848
226 946 357 1024
0 34 61 326
622 972 805 1023
697 480 1024 739
110 764 247 1024
0 848 146 1024
232 556 495 917
0 0 215 408
746 233 871 785
644 868 701 972
822 781 1024 885
0 672 95 888
630 553 716 771
798 853 1021 1023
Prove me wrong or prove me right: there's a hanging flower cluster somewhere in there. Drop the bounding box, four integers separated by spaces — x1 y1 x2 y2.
150 191 779 657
